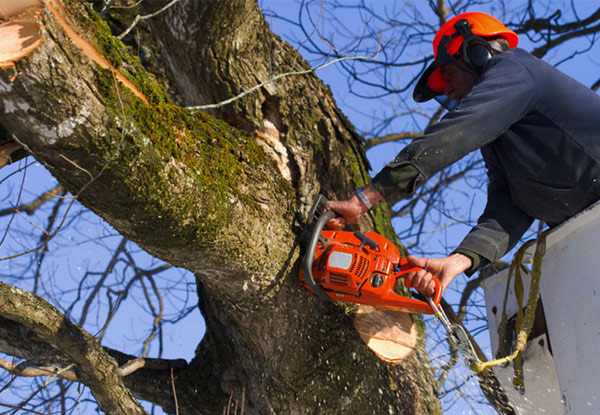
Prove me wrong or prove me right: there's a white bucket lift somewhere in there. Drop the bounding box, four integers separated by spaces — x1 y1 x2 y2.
482 201 600 415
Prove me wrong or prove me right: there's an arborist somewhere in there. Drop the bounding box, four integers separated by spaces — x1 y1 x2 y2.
326 12 600 296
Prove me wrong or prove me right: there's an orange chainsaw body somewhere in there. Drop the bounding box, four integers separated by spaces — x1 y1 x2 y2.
300 227 441 314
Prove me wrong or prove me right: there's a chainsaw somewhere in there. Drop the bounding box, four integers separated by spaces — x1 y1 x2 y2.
299 195 442 314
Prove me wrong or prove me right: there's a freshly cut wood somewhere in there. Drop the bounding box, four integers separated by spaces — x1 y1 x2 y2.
0 0 40 18
354 305 418 364
0 2 43 71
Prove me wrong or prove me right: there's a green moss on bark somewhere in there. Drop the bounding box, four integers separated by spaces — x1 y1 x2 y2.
54 6 293 262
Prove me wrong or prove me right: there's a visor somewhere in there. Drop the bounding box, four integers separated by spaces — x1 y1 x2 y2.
413 31 467 102
413 20 480 103
413 60 445 102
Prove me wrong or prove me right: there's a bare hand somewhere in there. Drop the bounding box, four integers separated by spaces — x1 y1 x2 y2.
324 183 383 229
324 197 365 229
403 253 473 296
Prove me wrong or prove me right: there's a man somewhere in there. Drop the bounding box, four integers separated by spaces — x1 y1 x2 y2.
326 12 600 296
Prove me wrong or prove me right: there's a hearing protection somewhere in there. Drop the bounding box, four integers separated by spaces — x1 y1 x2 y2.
413 11 519 103
452 19 494 72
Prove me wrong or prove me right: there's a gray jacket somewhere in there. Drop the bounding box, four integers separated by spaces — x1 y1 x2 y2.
373 48 600 264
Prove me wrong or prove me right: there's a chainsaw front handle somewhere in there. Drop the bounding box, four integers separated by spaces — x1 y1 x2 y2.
302 208 337 303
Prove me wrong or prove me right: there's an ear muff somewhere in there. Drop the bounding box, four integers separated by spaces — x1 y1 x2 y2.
454 19 493 71
463 38 493 70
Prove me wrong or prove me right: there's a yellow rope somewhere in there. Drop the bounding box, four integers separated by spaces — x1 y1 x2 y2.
470 226 547 379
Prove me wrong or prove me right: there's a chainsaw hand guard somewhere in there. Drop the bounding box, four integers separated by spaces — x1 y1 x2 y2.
300 195 443 314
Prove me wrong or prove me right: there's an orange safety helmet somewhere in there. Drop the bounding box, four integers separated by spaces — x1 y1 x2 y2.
414 12 519 103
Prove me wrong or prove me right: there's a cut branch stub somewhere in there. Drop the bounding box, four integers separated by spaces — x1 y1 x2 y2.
353 305 418 364
0 1 43 73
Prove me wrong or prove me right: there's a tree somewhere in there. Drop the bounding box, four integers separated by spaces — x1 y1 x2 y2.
2 0 600 414
0 0 440 414
275 1 600 413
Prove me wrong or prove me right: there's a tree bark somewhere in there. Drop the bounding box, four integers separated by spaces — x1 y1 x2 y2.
0 0 441 414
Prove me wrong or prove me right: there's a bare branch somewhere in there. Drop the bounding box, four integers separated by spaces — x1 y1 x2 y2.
0 402 46 415
78 237 128 327
0 184 64 217
186 52 380 111
117 0 181 39
0 358 78 381
365 132 421 149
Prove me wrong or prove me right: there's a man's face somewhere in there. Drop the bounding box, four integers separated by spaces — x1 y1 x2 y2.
440 58 476 101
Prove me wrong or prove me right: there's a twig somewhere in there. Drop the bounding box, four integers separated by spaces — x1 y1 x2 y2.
365 132 421 150
226 392 233 415
186 52 380 111
171 368 180 415
59 154 94 181
42 363 76 387
117 0 180 39
140 275 164 358
78 237 128 326
0 158 28 248
241 388 245 415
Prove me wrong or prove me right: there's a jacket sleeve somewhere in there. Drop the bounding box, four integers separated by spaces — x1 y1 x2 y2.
455 150 534 264
373 51 535 207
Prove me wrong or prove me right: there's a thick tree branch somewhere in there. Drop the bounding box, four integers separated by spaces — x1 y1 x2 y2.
0 356 185 382
0 281 147 415
0 312 188 412
0 0 443 413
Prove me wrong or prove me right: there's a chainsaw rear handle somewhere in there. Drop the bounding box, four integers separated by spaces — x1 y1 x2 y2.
397 263 443 308
303 209 337 303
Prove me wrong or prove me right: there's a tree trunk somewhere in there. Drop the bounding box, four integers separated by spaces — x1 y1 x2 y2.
0 0 441 414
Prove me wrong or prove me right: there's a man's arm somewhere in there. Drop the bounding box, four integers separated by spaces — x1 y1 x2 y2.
326 51 537 292
370 51 536 207
455 152 534 265
402 160 533 295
